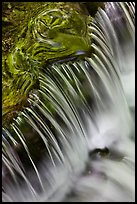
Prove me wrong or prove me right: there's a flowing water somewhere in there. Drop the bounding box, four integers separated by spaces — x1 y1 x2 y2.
2 2 135 202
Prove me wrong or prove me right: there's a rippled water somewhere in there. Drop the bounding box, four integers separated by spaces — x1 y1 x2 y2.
2 2 135 202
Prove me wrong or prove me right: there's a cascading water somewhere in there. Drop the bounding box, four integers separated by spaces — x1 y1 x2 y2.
2 2 135 202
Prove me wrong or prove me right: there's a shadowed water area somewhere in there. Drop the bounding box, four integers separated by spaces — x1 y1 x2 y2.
2 2 135 202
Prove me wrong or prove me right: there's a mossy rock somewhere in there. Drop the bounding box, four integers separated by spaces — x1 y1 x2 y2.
2 2 104 126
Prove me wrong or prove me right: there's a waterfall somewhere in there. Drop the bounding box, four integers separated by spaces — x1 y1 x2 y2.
2 2 135 202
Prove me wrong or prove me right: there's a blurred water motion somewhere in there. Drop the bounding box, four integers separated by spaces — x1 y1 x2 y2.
2 2 135 202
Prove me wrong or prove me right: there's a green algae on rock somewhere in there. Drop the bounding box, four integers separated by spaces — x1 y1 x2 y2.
2 2 100 126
